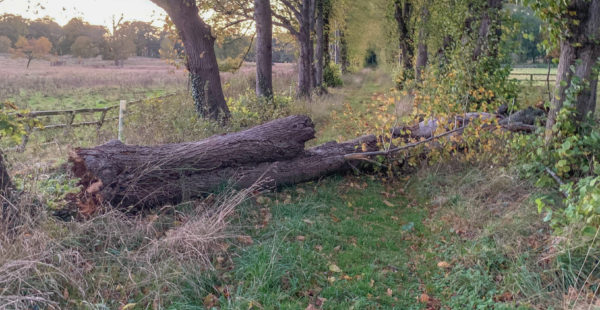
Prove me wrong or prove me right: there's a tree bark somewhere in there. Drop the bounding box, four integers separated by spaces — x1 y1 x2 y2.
151 0 230 120
339 29 349 73
296 0 315 98
70 115 316 214
254 0 273 98
314 0 325 92
545 0 600 139
472 0 502 61
395 0 413 73
0 152 12 197
69 116 379 215
414 7 429 83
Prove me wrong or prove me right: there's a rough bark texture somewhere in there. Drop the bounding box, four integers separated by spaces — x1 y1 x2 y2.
545 0 600 139
151 0 230 120
395 0 413 72
70 122 376 215
70 115 315 214
254 0 273 98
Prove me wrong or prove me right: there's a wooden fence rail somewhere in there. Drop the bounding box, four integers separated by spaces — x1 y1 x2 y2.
6 92 180 152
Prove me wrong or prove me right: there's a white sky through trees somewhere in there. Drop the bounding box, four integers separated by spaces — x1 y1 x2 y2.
0 0 164 27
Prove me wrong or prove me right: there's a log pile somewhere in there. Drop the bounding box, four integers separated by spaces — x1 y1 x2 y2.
69 109 543 216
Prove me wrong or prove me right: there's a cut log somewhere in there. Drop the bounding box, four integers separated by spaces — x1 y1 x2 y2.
70 115 316 214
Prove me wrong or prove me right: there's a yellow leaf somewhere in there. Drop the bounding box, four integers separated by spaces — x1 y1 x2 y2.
121 303 137 310
382 200 395 207
329 264 342 273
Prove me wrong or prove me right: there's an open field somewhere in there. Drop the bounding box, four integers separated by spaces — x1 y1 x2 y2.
0 55 296 110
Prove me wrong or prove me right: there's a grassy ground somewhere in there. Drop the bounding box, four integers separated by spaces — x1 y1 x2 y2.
0 65 593 309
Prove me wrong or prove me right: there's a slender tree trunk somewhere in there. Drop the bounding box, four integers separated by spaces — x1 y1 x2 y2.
297 0 314 98
340 29 349 73
26 56 32 69
545 0 600 139
314 0 325 91
414 7 429 83
323 1 331 66
254 0 273 98
395 0 413 73
472 0 502 61
151 0 230 120
0 153 12 197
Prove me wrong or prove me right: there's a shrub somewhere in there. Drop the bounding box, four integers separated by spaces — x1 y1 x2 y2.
323 62 343 87
0 35 11 53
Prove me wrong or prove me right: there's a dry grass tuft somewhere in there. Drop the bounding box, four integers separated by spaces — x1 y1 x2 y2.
0 178 260 308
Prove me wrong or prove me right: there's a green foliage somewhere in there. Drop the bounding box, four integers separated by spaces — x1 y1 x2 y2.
323 62 343 87
0 101 36 144
227 91 294 127
70 35 99 59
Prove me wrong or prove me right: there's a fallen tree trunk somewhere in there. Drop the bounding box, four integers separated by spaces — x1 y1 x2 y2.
69 116 376 215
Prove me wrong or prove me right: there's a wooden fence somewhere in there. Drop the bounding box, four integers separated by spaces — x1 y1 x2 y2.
510 73 556 83
7 92 180 152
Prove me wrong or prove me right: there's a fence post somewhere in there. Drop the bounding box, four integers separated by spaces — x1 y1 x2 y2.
118 100 127 142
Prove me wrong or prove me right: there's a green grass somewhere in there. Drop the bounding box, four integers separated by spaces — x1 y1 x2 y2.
166 163 553 309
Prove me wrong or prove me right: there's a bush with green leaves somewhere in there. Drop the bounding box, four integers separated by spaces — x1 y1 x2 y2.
323 62 343 87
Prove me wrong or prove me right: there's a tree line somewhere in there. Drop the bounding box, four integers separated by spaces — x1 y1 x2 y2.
0 13 296 67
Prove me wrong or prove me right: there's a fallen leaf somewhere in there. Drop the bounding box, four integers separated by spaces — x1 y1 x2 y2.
383 200 395 207
437 261 451 269
305 304 319 310
296 235 306 241
329 264 342 273
203 293 218 308
327 276 336 283
237 235 253 245
386 288 393 296
303 219 314 225
297 188 306 194
369 279 374 287
121 303 136 310
419 293 430 303
315 245 323 251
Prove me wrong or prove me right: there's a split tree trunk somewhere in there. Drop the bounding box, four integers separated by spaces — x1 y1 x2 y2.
254 0 273 98
69 116 378 215
70 115 315 214
545 0 600 139
151 0 230 120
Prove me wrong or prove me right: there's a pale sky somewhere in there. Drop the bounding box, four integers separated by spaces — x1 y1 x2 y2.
0 0 165 27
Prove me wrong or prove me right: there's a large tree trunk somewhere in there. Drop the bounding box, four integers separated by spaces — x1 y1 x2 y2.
395 0 413 73
151 0 230 120
545 0 600 139
70 115 315 214
69 116 378 215
255 0 273 98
